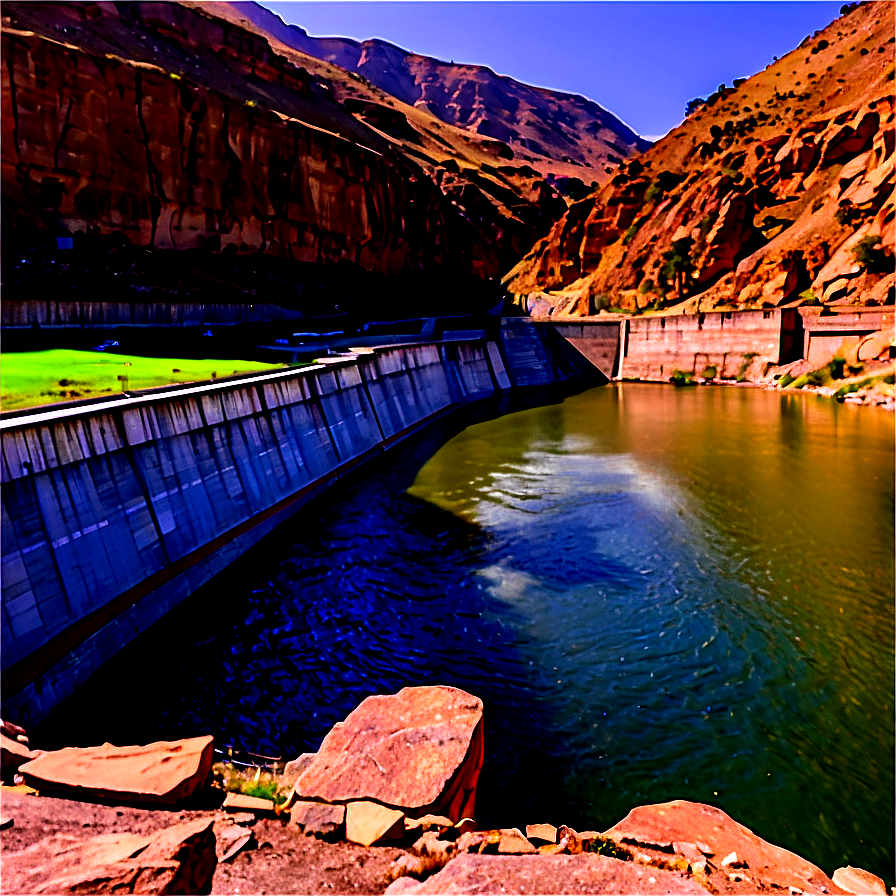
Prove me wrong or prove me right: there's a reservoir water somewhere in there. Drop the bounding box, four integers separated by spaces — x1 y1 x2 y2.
38 383 894 882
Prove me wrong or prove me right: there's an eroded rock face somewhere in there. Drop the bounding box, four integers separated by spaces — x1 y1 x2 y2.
18 736 214 806
295 686 484 822
2 818 216 895
0 1 562 291
505 1 894 316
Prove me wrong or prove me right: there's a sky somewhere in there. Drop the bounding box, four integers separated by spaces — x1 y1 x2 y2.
258 1 844 139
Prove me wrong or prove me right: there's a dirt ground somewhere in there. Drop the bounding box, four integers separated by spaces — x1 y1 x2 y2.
0 788 408 895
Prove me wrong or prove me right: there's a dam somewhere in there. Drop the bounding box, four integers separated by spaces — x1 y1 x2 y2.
2 320 593 726
2 305 891 725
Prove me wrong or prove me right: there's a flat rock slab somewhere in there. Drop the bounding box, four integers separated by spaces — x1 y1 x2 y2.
18 737 214 806
3 817 216 894
605 800 848 895
290 800 346 840
525 823 557 844
296 686 483 821
384 853 707 894
833 866 888 894
345 800 405 847
222 792 276 815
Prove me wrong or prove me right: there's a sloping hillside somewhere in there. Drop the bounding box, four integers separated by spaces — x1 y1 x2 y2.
213 1 650 196
506 1 894 318
1 0 582 316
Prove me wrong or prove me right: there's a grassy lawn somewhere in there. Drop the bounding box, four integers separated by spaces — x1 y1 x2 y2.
1 350 289 412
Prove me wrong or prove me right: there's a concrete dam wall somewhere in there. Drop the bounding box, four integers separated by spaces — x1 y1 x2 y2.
553 309 802 381
1 336 526 726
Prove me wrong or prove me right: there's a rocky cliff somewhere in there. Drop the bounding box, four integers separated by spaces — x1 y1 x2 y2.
1 1 577 315
213 1 650 196
506 1 894 318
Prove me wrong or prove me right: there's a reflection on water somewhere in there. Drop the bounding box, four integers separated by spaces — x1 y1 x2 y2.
39 384 894 883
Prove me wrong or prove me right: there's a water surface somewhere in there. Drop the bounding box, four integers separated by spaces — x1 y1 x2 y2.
40 384 895 882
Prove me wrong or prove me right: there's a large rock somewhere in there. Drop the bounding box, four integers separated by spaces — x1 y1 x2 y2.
384 853 707 894
1 732 38 778
604 800 847 895
295 686 484 822
18 737 214 806
3 818 216 894
832 865 888 895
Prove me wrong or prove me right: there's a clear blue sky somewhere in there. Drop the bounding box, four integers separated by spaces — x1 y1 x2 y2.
258 2 843 139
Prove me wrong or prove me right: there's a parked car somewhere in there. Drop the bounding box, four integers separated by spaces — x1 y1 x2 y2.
91 340 120 352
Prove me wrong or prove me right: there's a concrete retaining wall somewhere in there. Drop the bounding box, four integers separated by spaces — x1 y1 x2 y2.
1 338 510 725
618 309 801 380
1 301 307 328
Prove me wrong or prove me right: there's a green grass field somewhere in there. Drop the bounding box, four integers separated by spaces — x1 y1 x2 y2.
1 350 289 412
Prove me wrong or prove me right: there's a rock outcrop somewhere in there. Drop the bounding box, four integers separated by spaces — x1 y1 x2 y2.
1 0 577 315
2 817 217 895
18 736 215 806
505 2 894 318
605 800 847 895
294 686 484 823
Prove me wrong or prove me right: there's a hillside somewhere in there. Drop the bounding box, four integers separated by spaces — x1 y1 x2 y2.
505 1 894 318
213 1 650 196
1 0 601 317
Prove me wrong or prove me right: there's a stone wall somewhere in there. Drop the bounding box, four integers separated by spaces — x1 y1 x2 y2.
1 338 518 725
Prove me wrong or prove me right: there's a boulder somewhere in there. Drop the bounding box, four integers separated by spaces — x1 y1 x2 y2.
289 800 346 840
295 686 484 822
525 823 557 844
345 800 405 847
496 828 536 854
857 329 894 362
604 800 846 895
18 737 214 806
1 732 38 779
383 853 707 894
832 866 888 895
3 818 216 895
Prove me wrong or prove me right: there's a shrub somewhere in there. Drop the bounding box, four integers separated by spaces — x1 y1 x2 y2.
639 278 655 295
669 369 693 386
852 235 890 273
644 181 663 203
778 372 796 387
701 365 718 379
592 293 611 313
799 288 821 306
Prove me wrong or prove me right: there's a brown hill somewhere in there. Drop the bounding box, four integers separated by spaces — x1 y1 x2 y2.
1 0 581 316
505 1 895 318
216 1 650 196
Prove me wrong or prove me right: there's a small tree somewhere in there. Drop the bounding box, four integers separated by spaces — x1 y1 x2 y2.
660 237 695 296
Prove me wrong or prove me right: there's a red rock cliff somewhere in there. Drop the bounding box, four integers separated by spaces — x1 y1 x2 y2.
1 1 555 291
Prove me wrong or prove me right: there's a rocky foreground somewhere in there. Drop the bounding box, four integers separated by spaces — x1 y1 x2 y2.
1 688 890 895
